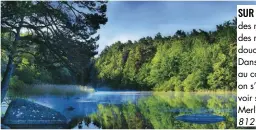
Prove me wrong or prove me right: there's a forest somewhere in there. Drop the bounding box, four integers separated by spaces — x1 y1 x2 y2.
1 1 108 100
1 1 237 97
93 18 237 91
0 2 242 129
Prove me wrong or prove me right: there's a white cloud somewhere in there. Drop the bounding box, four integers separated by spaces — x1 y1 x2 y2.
95 1 246 55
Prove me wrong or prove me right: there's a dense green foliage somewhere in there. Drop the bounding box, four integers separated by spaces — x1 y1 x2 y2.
84 92 236 129
1 1 108 98
1 1 236 93
94 18 237 91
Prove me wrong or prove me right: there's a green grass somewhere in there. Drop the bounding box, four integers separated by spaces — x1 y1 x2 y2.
8 84 95 97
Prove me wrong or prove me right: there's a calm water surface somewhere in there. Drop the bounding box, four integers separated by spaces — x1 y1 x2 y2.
2 91 237 129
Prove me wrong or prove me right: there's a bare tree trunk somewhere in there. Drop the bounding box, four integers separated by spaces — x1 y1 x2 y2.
1 55 14 103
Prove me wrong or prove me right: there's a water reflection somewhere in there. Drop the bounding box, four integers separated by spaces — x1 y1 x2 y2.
2 91 240 129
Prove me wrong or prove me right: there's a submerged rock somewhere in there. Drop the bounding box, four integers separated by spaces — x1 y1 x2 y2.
176 114 225 124
2 98 68 129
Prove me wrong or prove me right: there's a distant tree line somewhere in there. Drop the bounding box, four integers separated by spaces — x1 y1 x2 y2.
93 18 237 91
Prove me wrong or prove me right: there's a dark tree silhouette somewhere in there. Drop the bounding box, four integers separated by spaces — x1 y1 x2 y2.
1 1 108 102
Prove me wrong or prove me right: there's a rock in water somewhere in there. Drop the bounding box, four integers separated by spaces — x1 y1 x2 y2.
175 114 225 124
2 98 68 129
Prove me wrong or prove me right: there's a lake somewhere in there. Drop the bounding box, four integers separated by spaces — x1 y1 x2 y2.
2 90 237 129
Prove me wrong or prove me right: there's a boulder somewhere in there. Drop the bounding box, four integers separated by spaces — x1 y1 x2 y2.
2 98 68 129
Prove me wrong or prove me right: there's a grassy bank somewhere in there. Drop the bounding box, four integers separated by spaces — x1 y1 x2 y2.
8 84 95 97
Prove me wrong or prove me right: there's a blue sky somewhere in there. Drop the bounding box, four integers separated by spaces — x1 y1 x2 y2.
96 1 255 54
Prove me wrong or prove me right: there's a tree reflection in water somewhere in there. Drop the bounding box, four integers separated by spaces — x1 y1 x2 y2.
69 92 239 129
